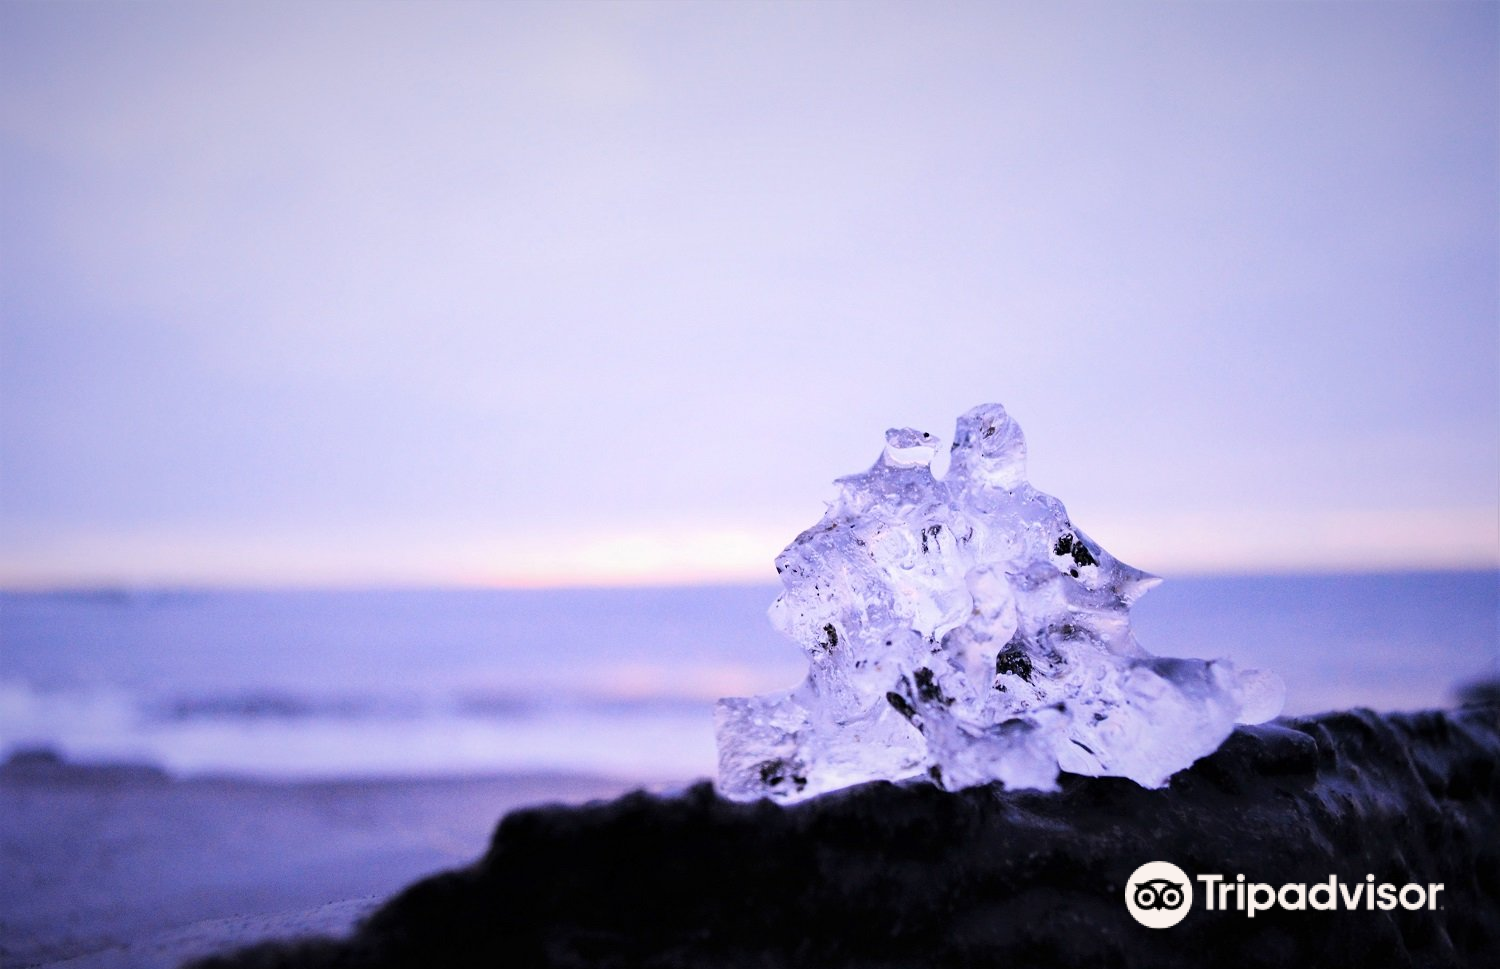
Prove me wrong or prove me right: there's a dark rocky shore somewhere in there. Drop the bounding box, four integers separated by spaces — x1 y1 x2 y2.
189 702 1500 969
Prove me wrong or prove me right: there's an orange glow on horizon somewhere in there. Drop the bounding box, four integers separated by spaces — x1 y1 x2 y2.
0 508 1494 590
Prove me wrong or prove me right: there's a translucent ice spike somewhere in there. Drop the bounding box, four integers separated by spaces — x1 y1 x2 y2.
715 404 1283 802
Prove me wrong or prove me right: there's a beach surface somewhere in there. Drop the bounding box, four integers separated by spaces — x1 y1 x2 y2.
187 704 1500 969
0 759 642 968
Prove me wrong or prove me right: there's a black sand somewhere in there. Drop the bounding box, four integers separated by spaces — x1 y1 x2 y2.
185 702 1500 968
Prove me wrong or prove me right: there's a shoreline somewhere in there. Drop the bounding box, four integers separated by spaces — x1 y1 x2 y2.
0 765 648 969
8 694 1499 968
190 703 1500 969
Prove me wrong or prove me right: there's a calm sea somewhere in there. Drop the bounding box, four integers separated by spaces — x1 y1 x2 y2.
1 572 1495 781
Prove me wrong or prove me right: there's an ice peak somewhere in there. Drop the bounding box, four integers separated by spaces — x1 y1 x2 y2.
716 403 1283 803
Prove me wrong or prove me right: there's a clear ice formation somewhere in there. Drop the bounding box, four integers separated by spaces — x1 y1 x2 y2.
715 403 1284 803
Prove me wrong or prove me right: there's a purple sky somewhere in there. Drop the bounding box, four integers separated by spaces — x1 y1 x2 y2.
2 1 1496 586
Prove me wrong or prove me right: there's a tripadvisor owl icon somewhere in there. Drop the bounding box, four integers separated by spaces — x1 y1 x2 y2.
1125 861 1193 928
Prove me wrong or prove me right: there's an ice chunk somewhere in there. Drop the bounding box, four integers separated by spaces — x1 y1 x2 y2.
715 403 1283 802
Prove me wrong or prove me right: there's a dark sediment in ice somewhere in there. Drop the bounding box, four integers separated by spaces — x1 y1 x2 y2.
187 703 1500 969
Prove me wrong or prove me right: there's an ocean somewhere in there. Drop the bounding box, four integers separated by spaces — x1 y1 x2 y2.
1 571 1495 782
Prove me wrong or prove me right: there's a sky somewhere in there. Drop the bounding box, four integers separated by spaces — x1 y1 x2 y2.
1 0 1496 587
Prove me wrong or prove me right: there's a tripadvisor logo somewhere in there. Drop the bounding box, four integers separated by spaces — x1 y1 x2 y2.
1124 861 1446 929
1125 861 1193 928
